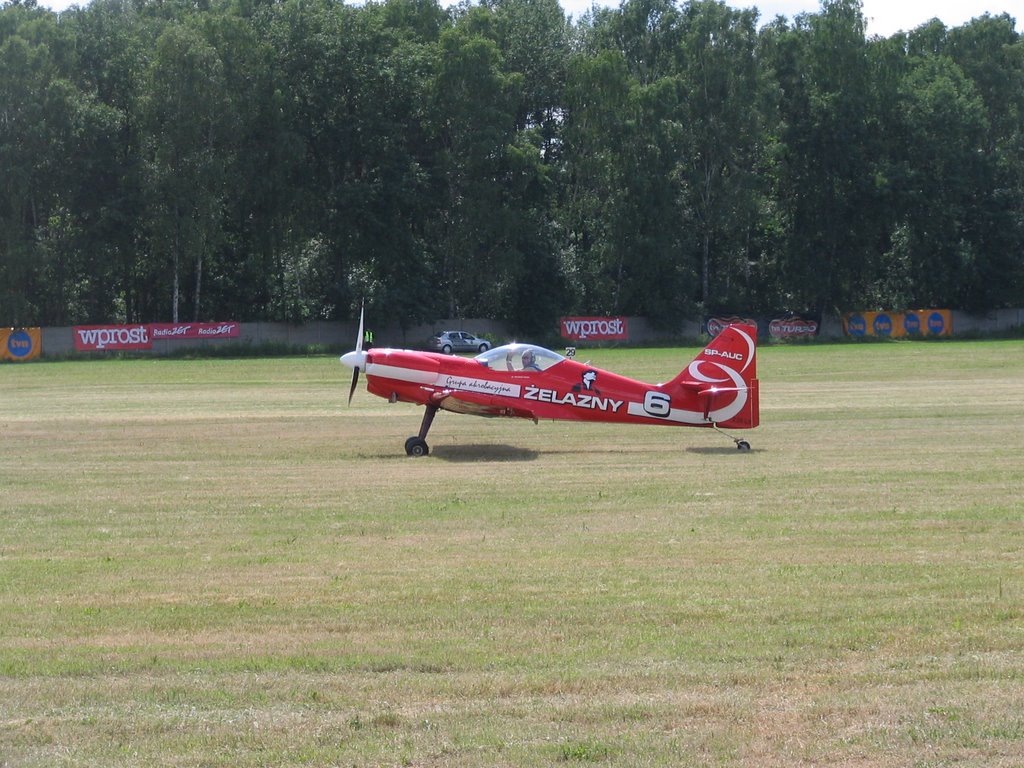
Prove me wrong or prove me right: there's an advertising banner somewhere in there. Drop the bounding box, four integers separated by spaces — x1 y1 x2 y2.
72 322 241 351
2 327 42 361
559 316 629 341
768 315 819 339
73 324 153 351
149 322 240 340
705 315 757 337
843 310 952 338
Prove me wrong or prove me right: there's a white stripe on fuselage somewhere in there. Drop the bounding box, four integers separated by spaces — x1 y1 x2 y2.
365 362 437 385
437 375 521 398
366 362 522 398
626 361 748 424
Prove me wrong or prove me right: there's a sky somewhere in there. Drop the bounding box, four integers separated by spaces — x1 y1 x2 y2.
32 0 1023 38
744 1 1019 37
554 0 1022 36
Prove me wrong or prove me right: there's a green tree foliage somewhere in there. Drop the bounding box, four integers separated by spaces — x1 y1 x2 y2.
673 0 764 313
760 0 886 314
889 53 990 307
561 48 643 314
0 0 1022 330
141 21 231 322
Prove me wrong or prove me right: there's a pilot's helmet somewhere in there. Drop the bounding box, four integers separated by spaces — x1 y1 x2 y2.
522 349 535 367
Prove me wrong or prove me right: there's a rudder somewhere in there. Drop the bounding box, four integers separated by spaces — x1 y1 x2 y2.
668 324 759 429
670 323 757 388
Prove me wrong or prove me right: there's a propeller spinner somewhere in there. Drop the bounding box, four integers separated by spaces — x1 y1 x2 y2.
340 304 368 405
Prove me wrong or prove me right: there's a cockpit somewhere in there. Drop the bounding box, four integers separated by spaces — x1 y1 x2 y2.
475 343 565 373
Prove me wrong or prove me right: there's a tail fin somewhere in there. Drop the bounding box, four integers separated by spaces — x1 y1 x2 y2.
669 324 759 428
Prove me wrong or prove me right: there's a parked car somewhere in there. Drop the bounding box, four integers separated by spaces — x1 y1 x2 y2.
427 331 492 354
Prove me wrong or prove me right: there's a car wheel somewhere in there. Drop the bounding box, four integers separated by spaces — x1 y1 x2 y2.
442 344 452 354
478 343 489 352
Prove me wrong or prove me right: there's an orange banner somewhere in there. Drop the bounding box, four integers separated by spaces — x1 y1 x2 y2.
1 327 42 361
843 310 952 338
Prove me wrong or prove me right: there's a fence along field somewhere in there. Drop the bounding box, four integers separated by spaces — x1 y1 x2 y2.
1 340 1022 766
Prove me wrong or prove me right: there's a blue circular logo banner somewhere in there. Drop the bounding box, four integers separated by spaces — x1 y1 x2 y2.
6 329 35 359
3 329 39 362
844 310 951 338
872 314 893 336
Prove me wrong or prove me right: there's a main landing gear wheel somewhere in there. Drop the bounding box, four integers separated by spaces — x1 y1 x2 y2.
736 440 751 451
405 436 429 457
404 404 438 457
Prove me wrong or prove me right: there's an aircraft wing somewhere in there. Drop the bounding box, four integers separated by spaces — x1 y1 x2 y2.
430 390 538 423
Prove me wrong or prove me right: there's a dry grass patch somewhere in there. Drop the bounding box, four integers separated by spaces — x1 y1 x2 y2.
2 340 1023 766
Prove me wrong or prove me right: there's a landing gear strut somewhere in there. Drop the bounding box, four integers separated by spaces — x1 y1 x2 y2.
405 404 438 457
711 422 751 451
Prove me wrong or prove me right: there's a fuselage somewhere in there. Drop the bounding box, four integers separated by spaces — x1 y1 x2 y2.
357 340 758 430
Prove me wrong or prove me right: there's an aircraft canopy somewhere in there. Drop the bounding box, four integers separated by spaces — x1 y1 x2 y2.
475 343 564 372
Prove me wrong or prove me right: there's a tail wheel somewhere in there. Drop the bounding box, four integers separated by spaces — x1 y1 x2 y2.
712 422 752 451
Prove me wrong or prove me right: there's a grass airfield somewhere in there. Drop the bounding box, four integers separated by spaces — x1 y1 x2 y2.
1 340 1022 767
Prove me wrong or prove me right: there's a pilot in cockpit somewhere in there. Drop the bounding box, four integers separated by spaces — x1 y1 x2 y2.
506 348 541 372
521 349 541 371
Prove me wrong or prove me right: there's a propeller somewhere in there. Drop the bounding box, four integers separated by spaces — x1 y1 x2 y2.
340 303 368 405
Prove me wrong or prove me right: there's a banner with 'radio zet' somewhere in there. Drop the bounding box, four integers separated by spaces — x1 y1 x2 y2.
73 322 240 351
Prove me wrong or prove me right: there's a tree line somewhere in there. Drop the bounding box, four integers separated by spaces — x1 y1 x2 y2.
2 0 1021 336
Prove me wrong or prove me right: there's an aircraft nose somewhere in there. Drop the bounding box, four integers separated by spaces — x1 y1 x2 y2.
340 350 367 370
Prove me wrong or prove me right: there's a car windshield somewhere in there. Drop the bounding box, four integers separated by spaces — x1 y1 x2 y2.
475 343 564 372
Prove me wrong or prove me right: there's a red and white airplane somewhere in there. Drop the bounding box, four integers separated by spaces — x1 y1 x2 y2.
341 310 759 456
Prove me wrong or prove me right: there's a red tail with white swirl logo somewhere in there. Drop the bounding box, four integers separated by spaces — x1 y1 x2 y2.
669 324 759 430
